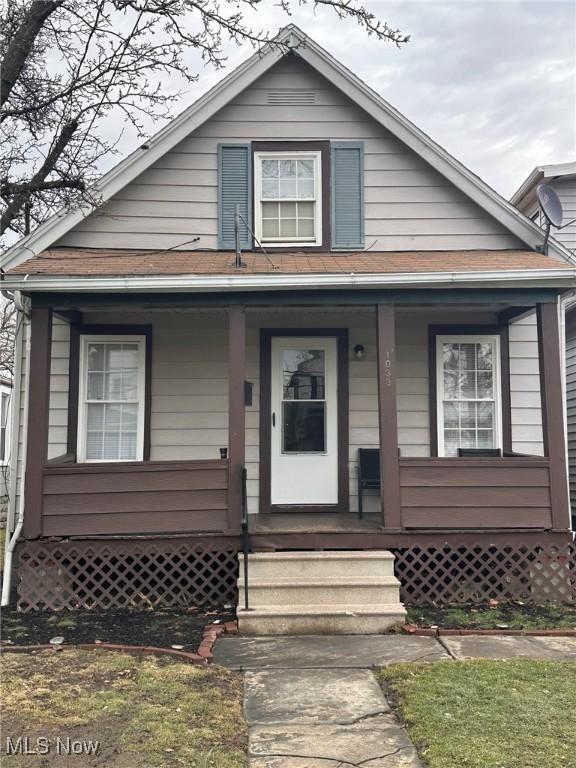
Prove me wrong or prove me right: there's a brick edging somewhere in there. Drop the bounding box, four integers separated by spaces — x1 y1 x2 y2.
196 620 238 662
0 620 238 663
403 624 576 637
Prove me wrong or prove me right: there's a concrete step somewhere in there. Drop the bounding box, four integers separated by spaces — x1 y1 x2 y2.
236 550 406 635
237 577 402 608
237 604 407 636
239 550 397 580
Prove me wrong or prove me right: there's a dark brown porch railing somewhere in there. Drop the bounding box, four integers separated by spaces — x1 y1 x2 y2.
240 465 250 611
40 459 229 537
399 456 553 529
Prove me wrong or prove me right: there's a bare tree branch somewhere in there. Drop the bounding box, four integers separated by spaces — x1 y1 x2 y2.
1 118 79 233
0 0 65 107
0 0 409 247
0 297 16 376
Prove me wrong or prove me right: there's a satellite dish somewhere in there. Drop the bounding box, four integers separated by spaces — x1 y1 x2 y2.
536 184 563 227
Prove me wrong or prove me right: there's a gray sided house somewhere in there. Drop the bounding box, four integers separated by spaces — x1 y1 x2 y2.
511 162 576 526
1 27 575 629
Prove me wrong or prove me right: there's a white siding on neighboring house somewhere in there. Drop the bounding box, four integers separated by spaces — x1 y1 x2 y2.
57 57 521 252
0 380 11 499
553 177 576 252
524 176 576 255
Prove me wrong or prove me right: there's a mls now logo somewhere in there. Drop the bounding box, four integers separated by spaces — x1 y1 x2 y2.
6 736 100 755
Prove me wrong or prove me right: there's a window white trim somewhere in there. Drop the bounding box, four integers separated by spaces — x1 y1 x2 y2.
436 334 502 458
254 151 322 247
77 335 146 463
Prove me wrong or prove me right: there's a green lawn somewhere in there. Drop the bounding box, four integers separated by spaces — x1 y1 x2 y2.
1 649 247 767
378 660 576 768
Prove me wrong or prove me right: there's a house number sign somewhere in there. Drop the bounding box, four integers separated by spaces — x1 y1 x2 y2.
384 351 393 387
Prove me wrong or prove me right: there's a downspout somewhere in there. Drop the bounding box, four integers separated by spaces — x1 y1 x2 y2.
1 289 18 542
1 291 31 605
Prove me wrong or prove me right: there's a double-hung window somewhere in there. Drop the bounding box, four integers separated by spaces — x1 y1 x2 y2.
436 335 502 457
78 336 146 462
254 152 322 246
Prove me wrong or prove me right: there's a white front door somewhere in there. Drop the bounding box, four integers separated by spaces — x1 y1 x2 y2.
270 337 338 505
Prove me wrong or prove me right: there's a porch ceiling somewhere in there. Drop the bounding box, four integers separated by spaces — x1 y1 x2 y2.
8 247 568 277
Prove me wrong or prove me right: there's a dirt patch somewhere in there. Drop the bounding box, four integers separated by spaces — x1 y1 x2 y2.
1 607 234 650
1 649 247 767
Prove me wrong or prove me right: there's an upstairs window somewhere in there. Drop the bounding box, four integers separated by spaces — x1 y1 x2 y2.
254 152 322 246
436 335 502 457
78 336 146 462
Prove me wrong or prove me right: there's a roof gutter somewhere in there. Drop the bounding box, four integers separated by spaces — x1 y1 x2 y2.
3 268 576 293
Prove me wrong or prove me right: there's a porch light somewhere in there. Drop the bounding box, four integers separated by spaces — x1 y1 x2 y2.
353 344 365 360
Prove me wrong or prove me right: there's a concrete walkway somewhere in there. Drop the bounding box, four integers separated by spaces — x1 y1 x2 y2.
246 668 423 766
214 635 576 766
214 633 576 669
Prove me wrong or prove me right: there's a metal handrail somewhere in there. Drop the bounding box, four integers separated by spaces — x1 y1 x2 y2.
240 466 250 611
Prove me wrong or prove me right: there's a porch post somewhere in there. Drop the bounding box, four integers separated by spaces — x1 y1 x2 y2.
536 302 570 530
376 303 402 529
228 305 246 529
23 306 53 539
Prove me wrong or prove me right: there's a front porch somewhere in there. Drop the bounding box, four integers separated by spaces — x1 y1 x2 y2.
25 288 571 538
11 287 575 610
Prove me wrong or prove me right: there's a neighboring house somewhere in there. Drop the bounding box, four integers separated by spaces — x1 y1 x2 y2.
0 374 11 503
1 27 575 627
511 162 576 527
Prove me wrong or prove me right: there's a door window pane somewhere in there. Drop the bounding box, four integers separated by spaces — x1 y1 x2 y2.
283 402 326 453
280 347 327 453
282 350 325 400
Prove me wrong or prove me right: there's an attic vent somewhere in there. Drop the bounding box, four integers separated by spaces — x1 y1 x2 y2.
267 89 316 105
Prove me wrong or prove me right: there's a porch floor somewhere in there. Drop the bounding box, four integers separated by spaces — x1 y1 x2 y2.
248 513 381 533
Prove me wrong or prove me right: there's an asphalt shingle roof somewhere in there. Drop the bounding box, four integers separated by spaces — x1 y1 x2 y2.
8 248 568 277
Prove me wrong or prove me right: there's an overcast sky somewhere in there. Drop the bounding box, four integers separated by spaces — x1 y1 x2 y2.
102 0 575 200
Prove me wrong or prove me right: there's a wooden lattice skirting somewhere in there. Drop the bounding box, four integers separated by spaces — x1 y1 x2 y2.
393 541 576 605
15 539 238 612
14 536 576 611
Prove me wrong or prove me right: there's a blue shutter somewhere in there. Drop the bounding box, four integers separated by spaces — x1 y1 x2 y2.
331 142 364 249
218 144 252 250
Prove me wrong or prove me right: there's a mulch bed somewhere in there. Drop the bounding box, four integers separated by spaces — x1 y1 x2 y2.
1 607 235 651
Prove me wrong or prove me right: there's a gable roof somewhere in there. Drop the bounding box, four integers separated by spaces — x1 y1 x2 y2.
510 161 576 212
1 25 572 271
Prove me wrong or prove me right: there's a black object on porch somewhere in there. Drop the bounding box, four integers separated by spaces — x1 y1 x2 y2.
357 448 381 520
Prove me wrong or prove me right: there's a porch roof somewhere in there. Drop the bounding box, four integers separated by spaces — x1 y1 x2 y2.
7 247 570 278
